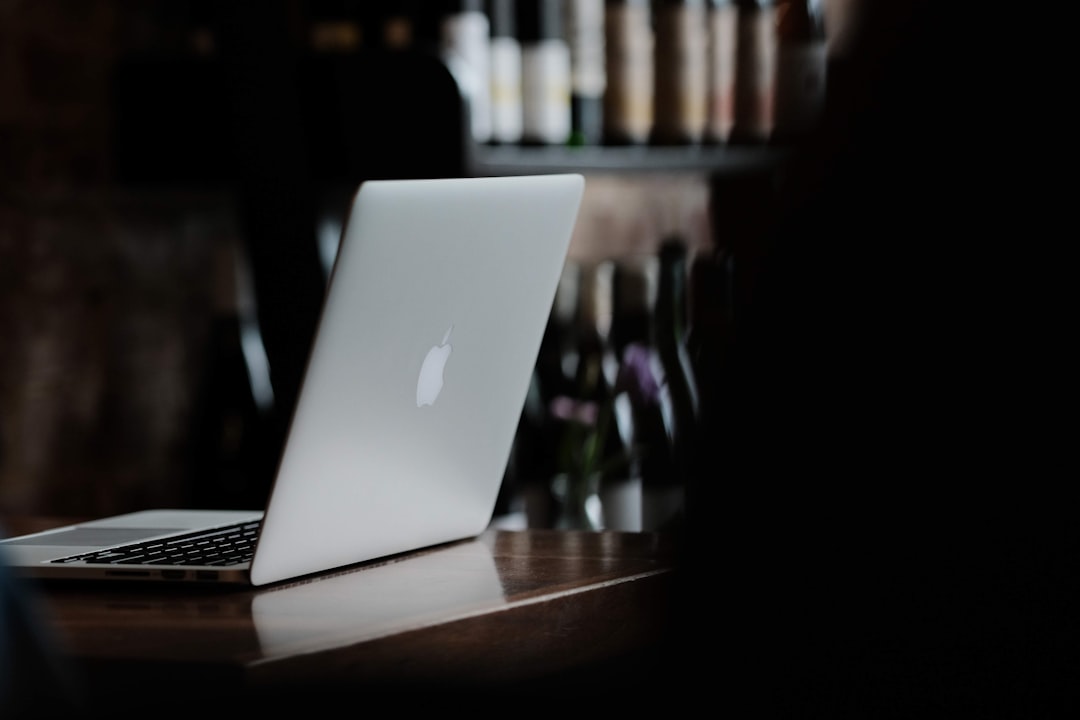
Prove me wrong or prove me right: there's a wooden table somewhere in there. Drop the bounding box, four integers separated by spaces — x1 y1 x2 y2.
3 517 684 713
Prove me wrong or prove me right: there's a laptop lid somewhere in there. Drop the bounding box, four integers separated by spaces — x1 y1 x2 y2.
249 173 584 585
0 174 585 587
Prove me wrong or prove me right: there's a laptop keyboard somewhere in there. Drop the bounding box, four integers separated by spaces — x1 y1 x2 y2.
49 520 263 566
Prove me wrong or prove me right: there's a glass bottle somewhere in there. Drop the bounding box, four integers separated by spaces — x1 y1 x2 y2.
552 261 621 529
705 0 738 143
646 237 699 531
603 0 653 145
519 0 573 145
652 0 709 145
441 0 493 143
686 244 735 423
731 0 777 144
772 0 827 143
604 254 663 531
487 0 524 144
566 0 607 145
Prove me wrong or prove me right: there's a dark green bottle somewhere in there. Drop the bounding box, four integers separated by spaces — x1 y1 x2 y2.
646 237 700 531
553 261 621 529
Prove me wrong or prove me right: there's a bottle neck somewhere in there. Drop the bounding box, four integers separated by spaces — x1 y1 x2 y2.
656 242 690 349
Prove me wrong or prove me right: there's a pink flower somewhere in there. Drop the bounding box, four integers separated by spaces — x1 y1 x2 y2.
616 343 662 406
549 395 600 426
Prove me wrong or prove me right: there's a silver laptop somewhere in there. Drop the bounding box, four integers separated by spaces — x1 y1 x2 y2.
0 173 585 587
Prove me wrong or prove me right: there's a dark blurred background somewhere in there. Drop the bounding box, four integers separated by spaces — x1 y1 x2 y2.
0 0 726 521
0 0 845 524
4 1 1072 712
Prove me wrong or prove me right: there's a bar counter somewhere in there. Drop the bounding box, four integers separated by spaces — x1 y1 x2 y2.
2 516 684 712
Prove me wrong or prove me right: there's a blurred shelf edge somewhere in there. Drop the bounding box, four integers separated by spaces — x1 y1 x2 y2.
469 144 788 178
109 49 787 188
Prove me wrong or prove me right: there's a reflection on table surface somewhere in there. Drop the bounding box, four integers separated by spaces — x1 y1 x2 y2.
252 539 506 656
18 526 678 679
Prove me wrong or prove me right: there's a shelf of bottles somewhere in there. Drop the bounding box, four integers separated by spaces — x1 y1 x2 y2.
113 1 825 184
465 0 823 177
273 0 827 179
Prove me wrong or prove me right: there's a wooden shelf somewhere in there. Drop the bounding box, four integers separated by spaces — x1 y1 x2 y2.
468 142 789 177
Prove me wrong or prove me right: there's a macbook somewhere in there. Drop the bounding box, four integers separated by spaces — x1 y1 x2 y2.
0 173 585 587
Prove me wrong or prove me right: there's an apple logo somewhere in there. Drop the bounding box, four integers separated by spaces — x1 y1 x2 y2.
416 325 453 408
